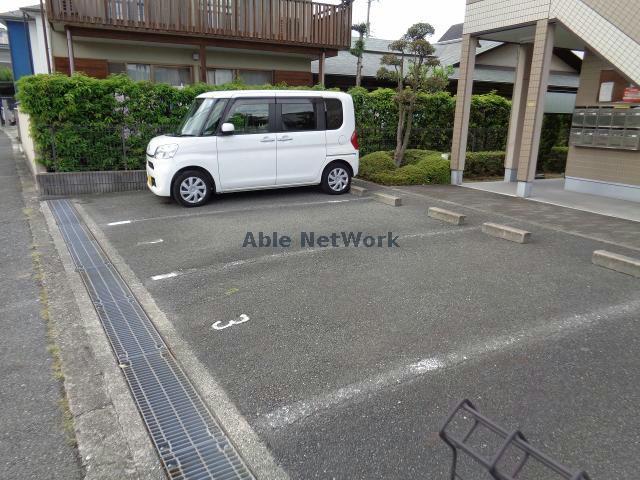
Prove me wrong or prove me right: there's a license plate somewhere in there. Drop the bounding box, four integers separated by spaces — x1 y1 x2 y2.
147 175 152 187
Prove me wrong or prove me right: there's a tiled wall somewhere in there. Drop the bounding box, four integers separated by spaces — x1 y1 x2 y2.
463 0 639 84
464 0 551 34
566 50 640 186
566 146 640 186
580 0 640 44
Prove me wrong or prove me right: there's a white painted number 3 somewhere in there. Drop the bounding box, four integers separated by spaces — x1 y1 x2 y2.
212 314 250 331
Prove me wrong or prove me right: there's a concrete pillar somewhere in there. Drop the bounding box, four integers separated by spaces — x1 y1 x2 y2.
450 34 476 185
65 27 75 75
199 45 207 83
318 50 326 86
516 20 555 197
504 44 532 183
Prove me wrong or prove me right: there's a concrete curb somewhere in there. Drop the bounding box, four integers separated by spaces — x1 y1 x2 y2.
482 222 531 244
428 207 466 225
37 170 147 198
73 202 289 480
373 192 402 206
350 185 367 197
592 250 640 278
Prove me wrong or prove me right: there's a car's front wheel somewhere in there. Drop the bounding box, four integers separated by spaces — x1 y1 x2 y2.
321 163 351 195
172 170 213 207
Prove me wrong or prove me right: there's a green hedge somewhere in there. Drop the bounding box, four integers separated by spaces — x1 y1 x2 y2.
350 87 512 155
464 151 506 178
16 74 330 171
541 146 568 173
359 150 450 185
17 74 569 173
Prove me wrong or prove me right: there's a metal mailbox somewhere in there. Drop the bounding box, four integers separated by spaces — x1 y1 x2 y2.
624 130 640 150
597 108 614 127
570 106 640 150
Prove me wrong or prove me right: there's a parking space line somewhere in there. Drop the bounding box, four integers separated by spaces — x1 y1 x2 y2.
102 197 373 226
400 226 480 239
148 248 324 282
147 228 482 282
150 272 179 281
136 239 164 246
256 298 640 431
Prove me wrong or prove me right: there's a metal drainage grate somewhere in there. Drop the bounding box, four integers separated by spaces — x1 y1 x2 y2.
50 199 254 480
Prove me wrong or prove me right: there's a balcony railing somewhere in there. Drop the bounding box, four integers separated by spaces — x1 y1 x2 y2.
47 0 353 49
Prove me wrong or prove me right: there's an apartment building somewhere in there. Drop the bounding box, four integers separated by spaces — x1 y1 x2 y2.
451 0 640 202
1 1 352 87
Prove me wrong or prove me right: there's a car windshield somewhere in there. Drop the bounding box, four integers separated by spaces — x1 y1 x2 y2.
174 98 225 136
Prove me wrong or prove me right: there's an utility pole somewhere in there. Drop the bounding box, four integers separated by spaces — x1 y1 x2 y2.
365 0 376 38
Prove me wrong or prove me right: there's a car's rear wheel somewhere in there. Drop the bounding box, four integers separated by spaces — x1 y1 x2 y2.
172 170 213 207
321 163 351 195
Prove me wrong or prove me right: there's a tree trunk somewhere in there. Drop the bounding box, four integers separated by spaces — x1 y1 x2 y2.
397 104 415 164
394 105 407 166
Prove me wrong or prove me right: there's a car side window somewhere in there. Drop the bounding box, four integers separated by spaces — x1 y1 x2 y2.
281 100 317 132
325 99 344 130
224 100 271 135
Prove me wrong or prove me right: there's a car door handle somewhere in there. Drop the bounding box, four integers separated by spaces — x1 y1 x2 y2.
260 137 275 143
278 136 293 142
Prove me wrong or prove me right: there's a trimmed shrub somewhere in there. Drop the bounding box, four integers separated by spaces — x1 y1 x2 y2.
541 146 568 173
359 149 450 185
396 148 443 166
464 151 505 178
359 151 396 178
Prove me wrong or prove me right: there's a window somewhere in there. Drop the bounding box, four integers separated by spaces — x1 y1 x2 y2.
108 62 126 75
224 100 271 135
207 68 234 86
281 100 316 132
202 99 228 136
325 99 343 130
177 98 216 136
107 63 192 85
238 69 273 86
154 66 192 87
126 64 150 82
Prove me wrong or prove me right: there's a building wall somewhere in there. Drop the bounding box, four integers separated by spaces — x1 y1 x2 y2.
464 0 551 35
580 0 640 44
566 49 640 187
476 43 576 72
27 14 49 74
49 32 311 83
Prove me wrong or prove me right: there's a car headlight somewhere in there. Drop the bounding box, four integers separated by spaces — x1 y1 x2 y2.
154 144 179 159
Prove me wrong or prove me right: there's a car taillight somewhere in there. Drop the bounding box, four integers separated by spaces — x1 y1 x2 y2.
351 131 359 150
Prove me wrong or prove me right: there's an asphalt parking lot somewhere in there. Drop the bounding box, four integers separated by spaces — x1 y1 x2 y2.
74 184 640 479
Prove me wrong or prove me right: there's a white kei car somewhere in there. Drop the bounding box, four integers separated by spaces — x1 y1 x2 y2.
146 90 359 207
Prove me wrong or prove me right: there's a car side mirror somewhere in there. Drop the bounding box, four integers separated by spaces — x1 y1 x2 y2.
221 123 235 135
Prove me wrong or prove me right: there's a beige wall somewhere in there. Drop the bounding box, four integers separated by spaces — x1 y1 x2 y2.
464 0 551 35
50 31 311 75
581 0 640 44
566 49 640 186
476 43 576 72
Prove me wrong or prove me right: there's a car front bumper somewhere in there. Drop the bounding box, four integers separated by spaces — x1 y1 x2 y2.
146 155 172 197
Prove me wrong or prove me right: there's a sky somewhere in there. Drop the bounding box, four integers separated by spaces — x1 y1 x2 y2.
350 0 466 42
1 0 467 41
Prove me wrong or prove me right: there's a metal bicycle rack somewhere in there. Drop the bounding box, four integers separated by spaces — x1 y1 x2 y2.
439 400 591 480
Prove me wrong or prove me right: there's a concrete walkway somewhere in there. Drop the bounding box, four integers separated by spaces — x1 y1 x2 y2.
464 178 640 223
0 128 83 479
